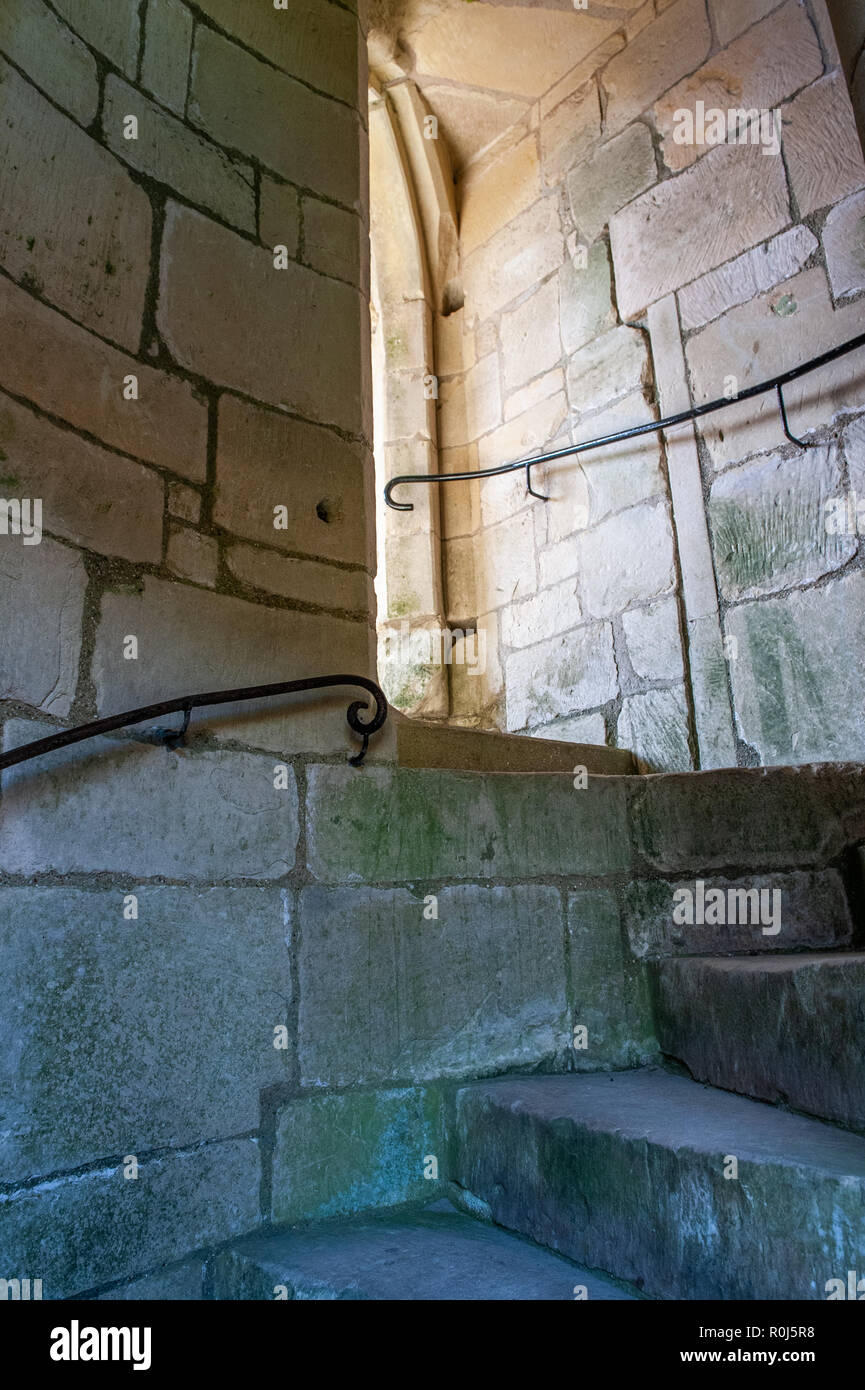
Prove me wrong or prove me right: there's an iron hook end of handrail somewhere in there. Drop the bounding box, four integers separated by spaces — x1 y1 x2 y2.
384 478 415 512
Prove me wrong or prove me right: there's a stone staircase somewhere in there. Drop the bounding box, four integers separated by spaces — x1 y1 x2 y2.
207 881 865 1301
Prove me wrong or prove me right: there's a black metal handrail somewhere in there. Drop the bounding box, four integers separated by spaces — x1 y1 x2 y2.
0 675 388 773
384 331 865 510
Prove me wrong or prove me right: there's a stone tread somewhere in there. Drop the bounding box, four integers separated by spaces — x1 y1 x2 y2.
459 1070 865 1177
212 1203 639 1301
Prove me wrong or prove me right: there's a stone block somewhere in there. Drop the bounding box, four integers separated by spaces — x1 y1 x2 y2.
677 225 817 331
549 395 664 541
622 598 684 684
226 542 368 614
0 539 86 717
0 276 208 482
568 890 656 1068
505 621 619 730
610 139 789 320
477 397 567 526
685 268 865 469
51 0 139 75
271 1088 444 1222
655 1 822 172
166 526 219 587
708 445 854 599
651 952 865 1129
189 27 360 208
303 197 367 290
602 0 712 135
92 576 373 755
539 82 600 187
260 179 300 259
0 390 163 562
566 122 656 246
529 712 607 745
783 73 865 218
306 764 631 882
0 719 297 879
725 569 865 764
708 0 782 46
629 762 865 873
500 277 561 395
193 0 359 104
624 869 854 958
0 887 292 1180
460 137 541 257
158 204 366 436
504 369 565 424
97 1261 204 1301
501 578 581 650
440 352 502 450
167 482 202 524
558 241 615 356
463 197 563 320
141 0 193 116
823 189 865 299
0 1139 260 1299
297 884 568 1085
0 60 150 350
566 326 649 419
214 394 369 566
617 685 692 772
576 502 676 620
102 77 256 234
0 0 98 125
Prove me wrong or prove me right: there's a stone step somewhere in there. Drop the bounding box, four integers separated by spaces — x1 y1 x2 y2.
210 1200 639 1301
650 952 865 1130
454 1070 865 1300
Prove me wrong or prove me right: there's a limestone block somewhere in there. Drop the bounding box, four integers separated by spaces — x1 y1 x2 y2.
610 140 789 320
0 60 150 350
566 122 656 245
822 189 865 299
193 0 359 104
547 393 663 542
460 136 541 257
505 369 565 424
271 1088 445 1222
783 73 865 217
617 685 692 772
166 526 219 588
438 352 502 449
708 0 783 46
0 390 163 563
602 0 712 135
421 85 528 175
0 1139 260 1299
500 277 561 394
624 869 854 958
685 268 865 469
0 0 98 125
303 197 367 291
708 445 854 599
92 576 373 754
577 502 676 619
168 482 202 524
476 509 538 611
655 1 822 172
463 197 563 320
622 598 685 683
477 395 568 527
725 569 865 764
539 82 601 187
158 204 366 437
189 27 360 208
103 77 256 234
226 543 369 614
530 712 606 744
677 225 817 331
306 764 631 881
566 326 650 419
0 276 208 481
558 241 616 355
51 0 139 75
501 578 582 650
0 720 297 879
0 540 86 717
505 621 618 730
568 890 657 1067
296 884 568 1085
260 179 300 259
141 0 193 116
0 886 292 1180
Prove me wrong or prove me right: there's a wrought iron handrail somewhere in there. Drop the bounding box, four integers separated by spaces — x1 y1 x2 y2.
384 331 865 510
0 675 388 773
